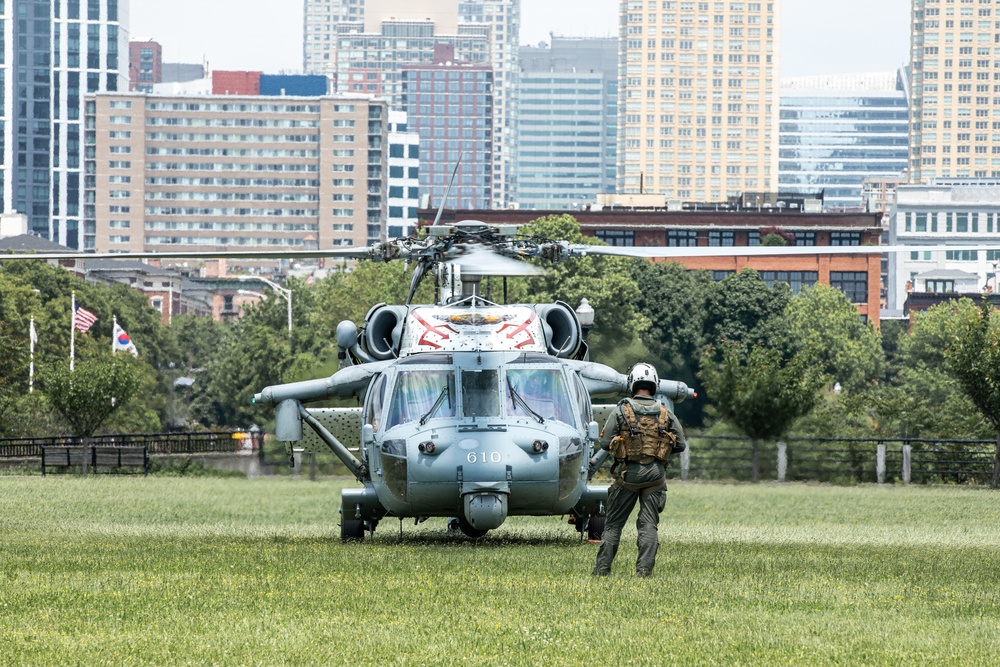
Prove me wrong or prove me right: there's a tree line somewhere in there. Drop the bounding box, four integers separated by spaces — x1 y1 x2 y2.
2 215 999 485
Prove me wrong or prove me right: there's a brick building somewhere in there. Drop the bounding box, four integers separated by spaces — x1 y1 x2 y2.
423 207 884 324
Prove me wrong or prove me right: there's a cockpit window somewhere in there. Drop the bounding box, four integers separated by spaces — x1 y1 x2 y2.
386 369 456 429
462 370 500 418
505 368 576 426
365 374 387 431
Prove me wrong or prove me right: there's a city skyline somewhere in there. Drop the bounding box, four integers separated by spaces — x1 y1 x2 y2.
130 0 910 78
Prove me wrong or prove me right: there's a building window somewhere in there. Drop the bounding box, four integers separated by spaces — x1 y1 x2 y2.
595 230 635 246
667 229 698 246
711 270 735 281
946 250 978 261
926 279 955 293
747 230 760 246
830 271 868 304
758 271 818 296
794 232 816 246
830 231 861 246
708 230 735 246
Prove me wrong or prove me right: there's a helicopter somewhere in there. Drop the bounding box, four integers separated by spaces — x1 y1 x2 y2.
251 220 695 540
10 213 997 541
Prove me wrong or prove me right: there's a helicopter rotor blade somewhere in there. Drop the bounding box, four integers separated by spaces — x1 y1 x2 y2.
564 243 1000 259
445 246 546 277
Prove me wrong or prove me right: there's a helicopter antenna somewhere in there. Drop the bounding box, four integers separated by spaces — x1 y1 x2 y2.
407 155 463 305
432 154 463 228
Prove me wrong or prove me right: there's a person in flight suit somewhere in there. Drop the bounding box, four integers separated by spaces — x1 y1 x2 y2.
591 363 687 577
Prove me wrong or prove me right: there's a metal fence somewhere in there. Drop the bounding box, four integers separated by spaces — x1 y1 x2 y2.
3 431 997 486
677 435 998 485
0 431 251 459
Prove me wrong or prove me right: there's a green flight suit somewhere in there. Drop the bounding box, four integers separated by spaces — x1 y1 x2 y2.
592 394 687 577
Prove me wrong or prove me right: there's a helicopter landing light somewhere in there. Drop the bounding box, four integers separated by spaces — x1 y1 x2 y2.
531 440 549 453
418 441 437 455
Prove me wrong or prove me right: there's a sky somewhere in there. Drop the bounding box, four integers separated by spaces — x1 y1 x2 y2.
129 0 912 78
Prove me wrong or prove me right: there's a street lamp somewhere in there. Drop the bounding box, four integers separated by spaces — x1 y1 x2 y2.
238 276 292 334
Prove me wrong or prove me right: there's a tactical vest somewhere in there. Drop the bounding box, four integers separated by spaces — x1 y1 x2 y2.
609 398 677 463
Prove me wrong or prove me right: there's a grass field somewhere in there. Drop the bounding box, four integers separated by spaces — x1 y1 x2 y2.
1 477 999 666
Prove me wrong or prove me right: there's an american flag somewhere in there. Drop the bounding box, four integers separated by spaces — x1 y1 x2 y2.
74 306 98 333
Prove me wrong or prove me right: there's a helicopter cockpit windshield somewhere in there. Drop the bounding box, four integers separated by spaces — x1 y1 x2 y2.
505 368 575 426
386 370 456 429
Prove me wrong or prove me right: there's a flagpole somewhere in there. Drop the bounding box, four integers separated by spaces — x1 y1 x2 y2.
29 316 35 393
112 315 117 354
70 291 76 372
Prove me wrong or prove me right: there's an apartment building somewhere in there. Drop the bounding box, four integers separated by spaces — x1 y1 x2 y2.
401 45 493 210
908 0 1000 182
617 0 780 201
304 0 519 208
387 110 420 237
86 93 388 255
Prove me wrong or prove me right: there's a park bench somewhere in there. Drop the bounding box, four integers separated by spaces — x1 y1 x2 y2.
41 445 149 476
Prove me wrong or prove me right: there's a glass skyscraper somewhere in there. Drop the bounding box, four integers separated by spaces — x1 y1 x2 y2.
1 0 128 249
517 37 617 210
779 72 909 210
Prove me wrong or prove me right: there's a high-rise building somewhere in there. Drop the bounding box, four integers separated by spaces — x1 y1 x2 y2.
459 0 519 208
387 110 420 237
908 0 1000 182
303 0 518 207
401 45 492 210
129 39 161 93
1 0 128 249
779 72 909 211
616 1 780 201
517 37 617 210
85 93 388 254
302 0 364 78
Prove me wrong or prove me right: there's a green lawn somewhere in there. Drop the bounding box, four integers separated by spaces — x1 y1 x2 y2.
1 478 999 666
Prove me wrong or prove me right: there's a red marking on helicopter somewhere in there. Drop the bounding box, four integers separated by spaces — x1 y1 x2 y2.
411 311 459 349
496 312 537 349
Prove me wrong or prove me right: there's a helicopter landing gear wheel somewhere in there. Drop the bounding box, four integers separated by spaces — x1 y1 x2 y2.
575 514 605 542
586 515 606 542
341 517 366 542
449 515 488 538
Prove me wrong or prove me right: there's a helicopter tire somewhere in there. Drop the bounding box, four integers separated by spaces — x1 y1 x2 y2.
453 515 489 538
341 517 366 541
587 515 606 542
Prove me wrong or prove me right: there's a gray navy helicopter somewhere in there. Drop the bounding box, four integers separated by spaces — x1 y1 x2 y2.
251 219 695 540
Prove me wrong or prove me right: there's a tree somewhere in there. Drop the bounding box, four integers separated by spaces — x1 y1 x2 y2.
704 269 791 353
782 284 884 393
699 342 828 481
43 355 143 437
631 260 713 424
945 298 1000 487
193 316 291 428
514 214 649 367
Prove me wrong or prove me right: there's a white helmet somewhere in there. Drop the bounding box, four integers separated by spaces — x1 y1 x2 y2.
627 363 659 395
